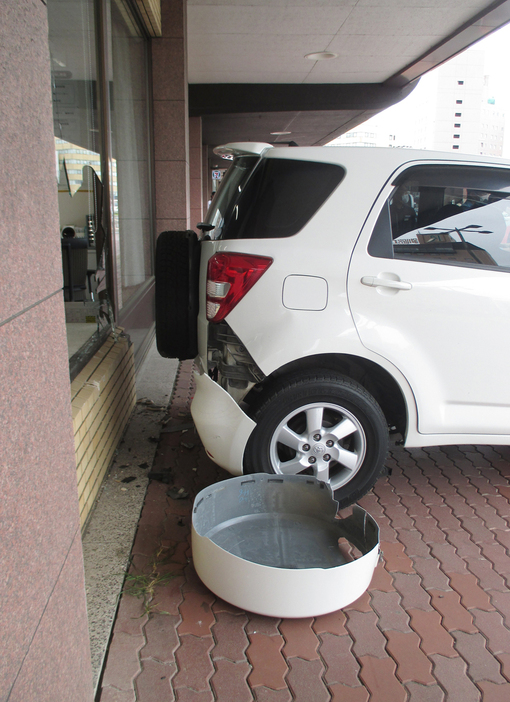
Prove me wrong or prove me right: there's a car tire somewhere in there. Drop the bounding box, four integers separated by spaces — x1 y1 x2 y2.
244 373 388 508
155 230 200 360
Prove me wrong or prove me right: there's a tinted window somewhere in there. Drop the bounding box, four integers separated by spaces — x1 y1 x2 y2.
220 159 344 240
369 166 510 269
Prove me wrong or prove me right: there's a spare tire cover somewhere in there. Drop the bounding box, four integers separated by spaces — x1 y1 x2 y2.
155 230 200 360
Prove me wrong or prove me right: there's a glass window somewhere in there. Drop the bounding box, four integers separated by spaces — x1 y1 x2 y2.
108 0 153 309
369 166 510 269
204 156 260 240
220 159 345 240
48 0 106 369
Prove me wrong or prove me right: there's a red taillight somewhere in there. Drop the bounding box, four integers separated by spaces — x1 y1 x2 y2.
206 253 273 322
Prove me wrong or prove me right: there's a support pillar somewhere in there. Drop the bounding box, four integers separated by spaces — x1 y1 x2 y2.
152 0 190 234
189 116 203 232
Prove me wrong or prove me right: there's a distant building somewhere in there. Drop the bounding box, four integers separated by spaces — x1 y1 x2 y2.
333 48 505 157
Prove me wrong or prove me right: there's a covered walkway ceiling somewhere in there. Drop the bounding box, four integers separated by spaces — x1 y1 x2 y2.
187 0 510 147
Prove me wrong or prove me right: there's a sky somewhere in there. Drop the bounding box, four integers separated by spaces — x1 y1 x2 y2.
329 21 510 155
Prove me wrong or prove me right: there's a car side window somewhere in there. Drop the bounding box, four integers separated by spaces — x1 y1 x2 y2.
369 165 510 270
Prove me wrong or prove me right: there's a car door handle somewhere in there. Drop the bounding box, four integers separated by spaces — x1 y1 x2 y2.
361 276 412 291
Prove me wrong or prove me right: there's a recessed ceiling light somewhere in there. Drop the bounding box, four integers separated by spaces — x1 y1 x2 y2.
305 51 338 61
270 131 292 136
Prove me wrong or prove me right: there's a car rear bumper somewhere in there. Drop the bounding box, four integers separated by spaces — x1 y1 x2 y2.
191 365 256 475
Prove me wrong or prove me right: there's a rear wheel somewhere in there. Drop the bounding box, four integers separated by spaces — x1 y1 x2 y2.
244 374 388 508
155 230 200 360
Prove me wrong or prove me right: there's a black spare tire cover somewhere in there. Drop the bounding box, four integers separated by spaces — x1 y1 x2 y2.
155 230 200 360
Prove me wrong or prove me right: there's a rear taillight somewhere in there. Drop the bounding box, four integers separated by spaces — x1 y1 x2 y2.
206 253 273 322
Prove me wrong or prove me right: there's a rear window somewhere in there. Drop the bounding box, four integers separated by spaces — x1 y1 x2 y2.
220 158 345 240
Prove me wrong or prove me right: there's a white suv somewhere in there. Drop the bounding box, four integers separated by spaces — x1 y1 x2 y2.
156 143 510 507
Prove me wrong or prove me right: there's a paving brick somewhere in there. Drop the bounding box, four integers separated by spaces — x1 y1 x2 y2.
430 654 482 702
496 651 510 680
452 631 505 684
319 633 360 687
150 577 185 616
429 542 468 577
134 659 176 702
476 681 510 702
481 543 510 581
174 690 214 702
404 682 444 701
210 659 252 702
383 502 415 530
396 529 431 559
370 590 410 632
393 572 432 611
253 688 292 702
448 572 494 611
211 611 249 662
100 687 137 702
344 589 372 613
412 557 450 591
279 618 319 660
329 684 369 702
346 610 387 659
376 515 399 542
286 657 329 702
384 629 434 684
471 609 510 656
212 598 245 615
444 529 482 560
101 632 145 691
484 493 510 518
140 614 180 663
368 563 395 592
399 493 431 518
380 541 414 573
493 528 510 551
245 615 281 637
358 655 407 702
428 504 462 530
177 590 216 637
429 590 476 633
114 594 149 636
413 484 444 507
407 608 456 657
460 517 499 546
411 516 447 544
246 633 288 689
487 589 510 627
471 501 508 530
173 635 215 691
464 556 508 592
132 524 163 557
313 609 348 636
442 493 477 520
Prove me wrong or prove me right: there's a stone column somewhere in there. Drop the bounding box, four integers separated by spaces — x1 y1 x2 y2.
189 116 203 232
0 2 94 699
152 0 190 233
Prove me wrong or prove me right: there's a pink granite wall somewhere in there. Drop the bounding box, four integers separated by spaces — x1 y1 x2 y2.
152 0 191 235
0 2 94 700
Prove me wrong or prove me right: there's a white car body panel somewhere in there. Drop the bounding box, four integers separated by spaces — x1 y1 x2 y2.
191 367 256 474
194 145 510 473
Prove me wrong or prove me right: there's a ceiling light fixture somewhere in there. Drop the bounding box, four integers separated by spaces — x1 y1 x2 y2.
305 51 338 61
270 131 292 136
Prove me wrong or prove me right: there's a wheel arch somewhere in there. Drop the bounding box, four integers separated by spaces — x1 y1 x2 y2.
245 353 408 438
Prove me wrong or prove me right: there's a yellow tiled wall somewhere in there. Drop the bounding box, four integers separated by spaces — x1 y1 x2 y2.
71 330 136 529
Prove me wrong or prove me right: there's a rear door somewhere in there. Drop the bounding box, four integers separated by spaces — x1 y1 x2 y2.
348 163 510 436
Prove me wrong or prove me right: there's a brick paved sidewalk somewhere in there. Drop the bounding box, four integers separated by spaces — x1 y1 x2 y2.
99 360 510 701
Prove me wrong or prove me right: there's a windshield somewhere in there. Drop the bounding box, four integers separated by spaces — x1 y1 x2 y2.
204 156 259 239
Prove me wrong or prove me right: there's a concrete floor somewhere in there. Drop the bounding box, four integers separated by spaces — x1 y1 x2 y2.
81 342 179 690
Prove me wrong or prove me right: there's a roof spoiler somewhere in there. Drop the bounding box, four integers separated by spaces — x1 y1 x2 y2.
213 142 273 160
